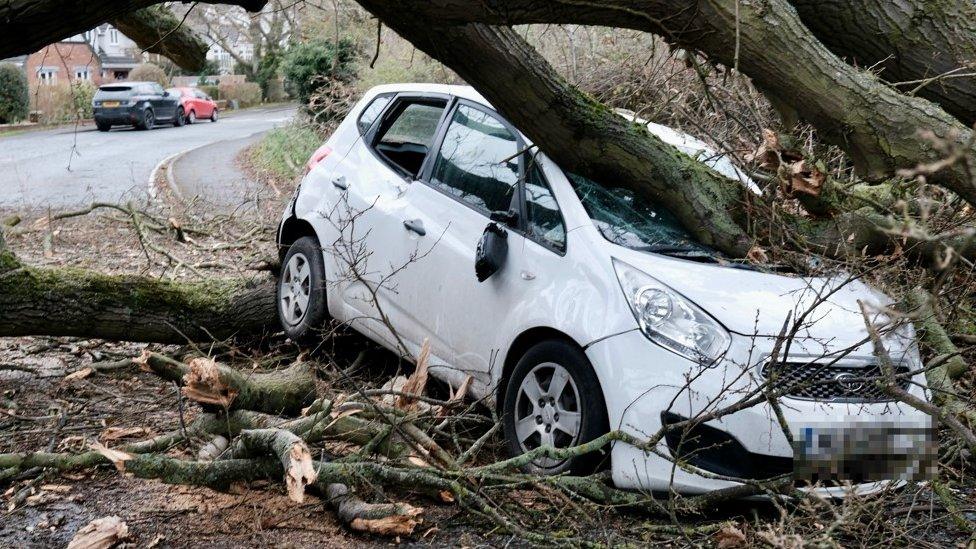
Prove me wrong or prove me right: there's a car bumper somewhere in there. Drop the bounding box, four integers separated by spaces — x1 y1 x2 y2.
93 107 144 125
585 329 934 495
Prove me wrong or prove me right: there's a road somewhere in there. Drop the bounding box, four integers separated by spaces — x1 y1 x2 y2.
0 105 295 209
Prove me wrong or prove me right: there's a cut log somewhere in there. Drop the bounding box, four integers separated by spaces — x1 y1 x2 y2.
0 250 276 344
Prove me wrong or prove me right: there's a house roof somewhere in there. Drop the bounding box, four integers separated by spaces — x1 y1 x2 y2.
99 53 139 69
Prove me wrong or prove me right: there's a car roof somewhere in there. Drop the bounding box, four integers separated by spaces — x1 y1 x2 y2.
366 83 491 108
99 81 155 88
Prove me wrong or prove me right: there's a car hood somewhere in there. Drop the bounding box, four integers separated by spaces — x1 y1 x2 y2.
612 246 900 350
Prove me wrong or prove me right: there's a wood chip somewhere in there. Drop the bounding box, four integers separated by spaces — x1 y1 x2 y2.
64 367 93 381
182 357 238 408
89 442 132 472
349 503 423 536
67 516 128 549
99 427 150 442
395 339 430 411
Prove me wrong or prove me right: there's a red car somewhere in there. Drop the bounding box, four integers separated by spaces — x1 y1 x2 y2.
166 87 218 124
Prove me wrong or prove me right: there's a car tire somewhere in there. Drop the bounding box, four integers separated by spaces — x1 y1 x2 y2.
137 109 154 130
187 110 196 124
277 236 329 343
502 340 610 475
210 109 218 122
96 122 111 132
173 107 185 127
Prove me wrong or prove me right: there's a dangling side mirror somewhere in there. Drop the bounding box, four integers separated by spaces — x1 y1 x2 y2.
475 222 508 282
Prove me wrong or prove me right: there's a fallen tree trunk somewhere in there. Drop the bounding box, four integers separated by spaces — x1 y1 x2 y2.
789 0 976 127
0 247 276 344
0 0 266 68
112 6 209 72
358 1 976 210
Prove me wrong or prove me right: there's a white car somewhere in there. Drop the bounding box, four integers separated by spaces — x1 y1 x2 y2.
276 83 933 494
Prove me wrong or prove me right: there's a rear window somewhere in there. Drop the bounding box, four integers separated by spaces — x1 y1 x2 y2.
97 86 131 93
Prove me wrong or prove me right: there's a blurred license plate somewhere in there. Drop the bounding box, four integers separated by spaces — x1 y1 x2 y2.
794 421 936 483
103 101 120 108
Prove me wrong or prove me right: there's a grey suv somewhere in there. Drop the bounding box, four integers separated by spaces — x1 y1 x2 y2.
92 81 185 131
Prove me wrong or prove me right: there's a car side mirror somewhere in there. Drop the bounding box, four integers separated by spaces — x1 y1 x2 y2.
475 222 508 282
489 208 519 227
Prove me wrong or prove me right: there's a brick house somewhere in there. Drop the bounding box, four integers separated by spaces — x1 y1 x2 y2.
2 24 141 87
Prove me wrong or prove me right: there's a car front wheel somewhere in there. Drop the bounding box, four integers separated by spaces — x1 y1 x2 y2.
277 236 329 342
503 340 609 475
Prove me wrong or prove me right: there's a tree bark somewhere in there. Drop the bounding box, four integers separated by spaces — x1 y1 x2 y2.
111 6 209 72
789 0 976 127
0 250 276 344
0 0 266 65
357 0 976 207
136 352 316 415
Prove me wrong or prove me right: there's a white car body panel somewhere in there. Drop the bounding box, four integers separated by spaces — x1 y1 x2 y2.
283 83 931 494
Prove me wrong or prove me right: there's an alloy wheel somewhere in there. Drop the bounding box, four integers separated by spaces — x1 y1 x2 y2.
144 111 154 129
188 111 196 124
279 252 311 325
513 362 582 468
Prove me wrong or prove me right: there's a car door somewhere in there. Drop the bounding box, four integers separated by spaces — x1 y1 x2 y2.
378 100 539 390
150 83 174 119
323 93 450 356
195 90 213 117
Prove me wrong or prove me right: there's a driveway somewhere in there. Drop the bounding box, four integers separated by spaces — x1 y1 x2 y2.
0 105 295 209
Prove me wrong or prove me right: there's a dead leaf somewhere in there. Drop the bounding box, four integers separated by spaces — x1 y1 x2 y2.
284 441 317 504
746 246 768 264
437 490 455 503
788 160 825 198
395 339 430 411
64 367 93 381
349 503 423 536
67 516 128 549
89 442 132 472
182 357 238 408
714 523 748 549
99 427 150 442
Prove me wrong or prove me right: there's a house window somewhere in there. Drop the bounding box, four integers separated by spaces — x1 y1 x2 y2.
74 67 91 81
37 67 57 85
109 28 119 45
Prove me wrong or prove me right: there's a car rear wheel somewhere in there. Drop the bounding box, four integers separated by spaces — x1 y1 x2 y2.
210 109 218 122
138 109 154 130
173 107 185 127
277 236 329 342
96 122 111 132
187 110 196 124
502 340 610 475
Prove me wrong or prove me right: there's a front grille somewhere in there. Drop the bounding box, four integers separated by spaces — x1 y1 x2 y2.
760 359 911 402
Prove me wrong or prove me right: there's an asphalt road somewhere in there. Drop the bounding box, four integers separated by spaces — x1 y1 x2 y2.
0 105 295 209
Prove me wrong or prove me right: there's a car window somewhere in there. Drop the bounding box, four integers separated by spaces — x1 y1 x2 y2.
567 173 713 255
166 88 180 97
358 94 392 134
428 104 519 215
374 100 446 177
524 160 566 252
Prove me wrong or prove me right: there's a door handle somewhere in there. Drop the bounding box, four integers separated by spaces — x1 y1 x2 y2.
332 175 348 190
403 218 426 236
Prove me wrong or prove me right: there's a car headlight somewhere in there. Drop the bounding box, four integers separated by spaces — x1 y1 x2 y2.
613 258 731 365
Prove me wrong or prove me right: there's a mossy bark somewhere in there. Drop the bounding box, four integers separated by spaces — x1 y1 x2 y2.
112 6 209 72
0 256 276 344
138 353 316 415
